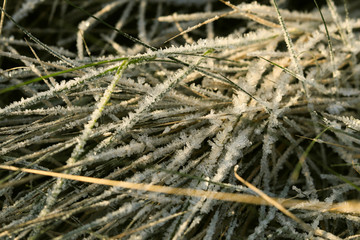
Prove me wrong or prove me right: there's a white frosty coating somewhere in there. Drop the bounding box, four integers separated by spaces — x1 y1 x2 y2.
68 62 128 165
247 51 289 58
327 103 345 115
225 218 238 240
0 24 317 116
171 200 205 240
334 115 360 131
82 141 146 164
127 207 177 240
0 113 90 155
0 190 43 230
5 105 94 116
249 204 280 240
200 127 253 214
326 0 349 47
0 65 115 115
271 0 304 79
200 120 234 177
2 0 360 238
35 62 128 223
92 55 205 152
151 28 282 56
204 210 220 239
259 131 277 191
55 202 142 240
158 2 324 22
150 125 218 185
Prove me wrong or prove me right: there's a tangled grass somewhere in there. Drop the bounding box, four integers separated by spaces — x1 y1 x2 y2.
0 0 360 239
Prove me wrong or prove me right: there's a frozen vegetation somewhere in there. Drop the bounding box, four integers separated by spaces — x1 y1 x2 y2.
0 0 360 239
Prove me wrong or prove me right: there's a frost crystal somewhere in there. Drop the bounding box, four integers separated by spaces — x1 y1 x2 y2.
1 0 360 239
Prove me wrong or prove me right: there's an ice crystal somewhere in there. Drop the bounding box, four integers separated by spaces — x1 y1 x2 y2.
0 0 360 239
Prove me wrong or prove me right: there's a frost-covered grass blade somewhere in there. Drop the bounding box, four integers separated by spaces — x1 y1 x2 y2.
0 0 359 239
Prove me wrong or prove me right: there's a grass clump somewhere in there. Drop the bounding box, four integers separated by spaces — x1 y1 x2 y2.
0 0 360 239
